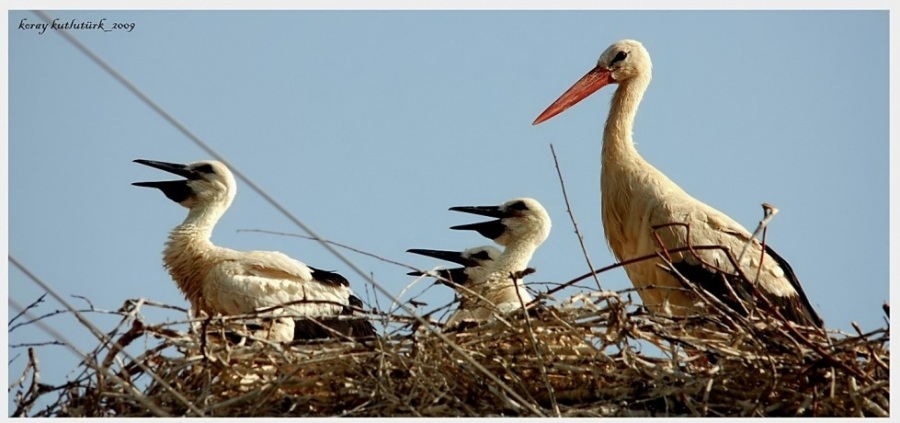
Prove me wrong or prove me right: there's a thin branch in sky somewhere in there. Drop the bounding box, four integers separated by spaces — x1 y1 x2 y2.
8 293 47 326
548 143 603 293
737 202 780 264
70 295 96 311
9 308 99 333
237 228 420 272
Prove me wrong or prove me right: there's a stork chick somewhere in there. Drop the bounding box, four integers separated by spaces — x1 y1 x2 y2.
407 245 506 326
533 39 823 328
132 159 376 341
446 197 551 324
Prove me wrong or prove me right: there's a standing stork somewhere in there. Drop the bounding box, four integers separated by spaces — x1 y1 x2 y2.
532 40 823 328
132 159 376 341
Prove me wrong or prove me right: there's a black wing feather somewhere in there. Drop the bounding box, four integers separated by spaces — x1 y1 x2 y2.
671 248 824 329
761 246 824 328
308 266 350 287
292 316 376 341
671 261 753 315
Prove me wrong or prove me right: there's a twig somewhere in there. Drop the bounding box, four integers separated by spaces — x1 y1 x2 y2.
513 273 559 416
8 293 47 326
390 270 438 315
237 228 418 272
752 203 778 285
11 348 43 417
737 202 779 264
71 294 97 311
549 143 604 293
10 341 68 348
9 307 122 333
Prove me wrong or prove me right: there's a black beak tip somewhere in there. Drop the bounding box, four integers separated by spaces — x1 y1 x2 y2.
408 248 472 266
131 180 194 203
448 205 505 218
133 159 164 168
132 159 196 178
449 220 506 241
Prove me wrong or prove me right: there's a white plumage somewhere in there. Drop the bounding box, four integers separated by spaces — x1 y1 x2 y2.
133 159 375 341
407 245 502 289
407 245 502 326
444 197 551 325
533 40 822 328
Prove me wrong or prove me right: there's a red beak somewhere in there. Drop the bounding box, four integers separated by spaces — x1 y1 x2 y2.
532 65 615 125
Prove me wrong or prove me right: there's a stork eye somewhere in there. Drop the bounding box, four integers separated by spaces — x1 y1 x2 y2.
612 51 628 64
508 201 529 212
194 164 215 174
471 251 491 260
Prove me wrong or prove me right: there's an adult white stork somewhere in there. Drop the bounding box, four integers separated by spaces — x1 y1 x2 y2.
407 245 504 325
445 197 552 323
132 159 376 341
532 39 823 328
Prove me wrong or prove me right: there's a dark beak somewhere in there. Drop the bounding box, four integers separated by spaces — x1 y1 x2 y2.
449 205 505 218
407 248 474 267
133 159 200 179
448 205 508 240
450 220 506 241
132 159 198 203
407 267 469 287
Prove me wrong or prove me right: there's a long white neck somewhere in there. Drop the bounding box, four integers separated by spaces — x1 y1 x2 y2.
492 237 540 277
600 75 652 261
602 75 649 163
171 203 227 240
448 235 541 323
162 202 228 314
478 236 540 303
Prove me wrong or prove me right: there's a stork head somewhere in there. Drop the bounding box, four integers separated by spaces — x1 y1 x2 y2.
132 159 236 210
407 245 501 287
533 39 652 125
450 198 552 248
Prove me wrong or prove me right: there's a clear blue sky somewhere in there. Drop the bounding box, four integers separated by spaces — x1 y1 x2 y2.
6 9 890 414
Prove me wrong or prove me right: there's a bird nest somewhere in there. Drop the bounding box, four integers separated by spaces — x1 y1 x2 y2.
10 289 889 417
